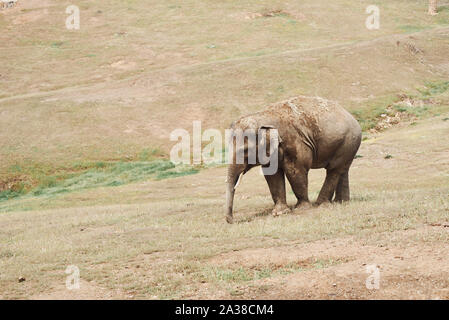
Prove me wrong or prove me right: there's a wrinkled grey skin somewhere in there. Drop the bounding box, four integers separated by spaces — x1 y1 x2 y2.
226 96 362 224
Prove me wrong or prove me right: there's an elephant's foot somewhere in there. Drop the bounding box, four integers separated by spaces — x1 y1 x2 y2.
295 201 312 210
226 215 234 224
313 200 333 208
333 198 349 203
272 204 291 217
313 201 324 207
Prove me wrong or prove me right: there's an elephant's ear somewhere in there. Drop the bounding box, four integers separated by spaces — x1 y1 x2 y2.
259 125 282 144
257 125 281 172
258 125 281 160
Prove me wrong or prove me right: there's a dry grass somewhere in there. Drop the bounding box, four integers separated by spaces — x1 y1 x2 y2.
0 115 448 299
1 1 449 181
0 0 449 300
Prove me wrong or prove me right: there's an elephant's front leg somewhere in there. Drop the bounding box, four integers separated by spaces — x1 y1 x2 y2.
264 168 290 216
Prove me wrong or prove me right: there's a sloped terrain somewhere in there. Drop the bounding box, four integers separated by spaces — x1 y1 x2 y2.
0 114 448 299
1 0 449 190
0 0 448 299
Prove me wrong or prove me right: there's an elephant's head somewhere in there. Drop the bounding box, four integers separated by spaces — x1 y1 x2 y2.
225 117 281 224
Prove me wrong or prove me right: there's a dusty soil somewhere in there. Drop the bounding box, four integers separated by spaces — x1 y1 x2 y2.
203 227 449 300
1 0 448 300
31 280 128 300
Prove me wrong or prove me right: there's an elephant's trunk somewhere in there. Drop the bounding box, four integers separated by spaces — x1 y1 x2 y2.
225 166 244 224
225 181 235 224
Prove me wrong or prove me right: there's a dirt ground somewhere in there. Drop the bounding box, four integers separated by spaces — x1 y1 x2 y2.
0 115 446 300
29 228 449 300
204 229 449 300
0 0 448 300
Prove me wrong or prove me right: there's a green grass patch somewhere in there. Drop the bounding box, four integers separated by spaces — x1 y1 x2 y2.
0 160 199 203
0 147 170 196
351 80 449 131
0 189 25 202
350 95 398 131
29 160 179 197
417 81 449 97
156 166 200 180
392 104 430 117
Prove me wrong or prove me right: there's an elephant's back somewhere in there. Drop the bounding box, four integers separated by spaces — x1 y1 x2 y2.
266 96 341 119
265 95 361 144
266 96 352 129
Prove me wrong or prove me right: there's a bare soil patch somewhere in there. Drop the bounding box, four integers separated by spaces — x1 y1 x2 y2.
31 280 128 300
201 227 449 299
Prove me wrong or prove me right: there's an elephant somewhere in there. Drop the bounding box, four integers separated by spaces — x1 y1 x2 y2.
225 96 362 224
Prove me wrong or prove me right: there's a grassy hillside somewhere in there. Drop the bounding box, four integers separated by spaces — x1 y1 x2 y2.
0 0 448 299
1 0 449 196
0 115 448 299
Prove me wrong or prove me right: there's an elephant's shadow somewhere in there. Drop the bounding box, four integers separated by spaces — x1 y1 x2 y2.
236 205 311 223
235 193 374 223
235 199 361 223
236 207 273 223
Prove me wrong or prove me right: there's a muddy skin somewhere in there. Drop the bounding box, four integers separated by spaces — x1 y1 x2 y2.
226 96 362 223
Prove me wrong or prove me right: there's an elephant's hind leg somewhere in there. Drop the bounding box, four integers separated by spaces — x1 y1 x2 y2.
335 170 350 202
264 168 290 216
316 169 340 205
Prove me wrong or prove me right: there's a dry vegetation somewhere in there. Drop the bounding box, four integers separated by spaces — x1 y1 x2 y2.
0 0 448 299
